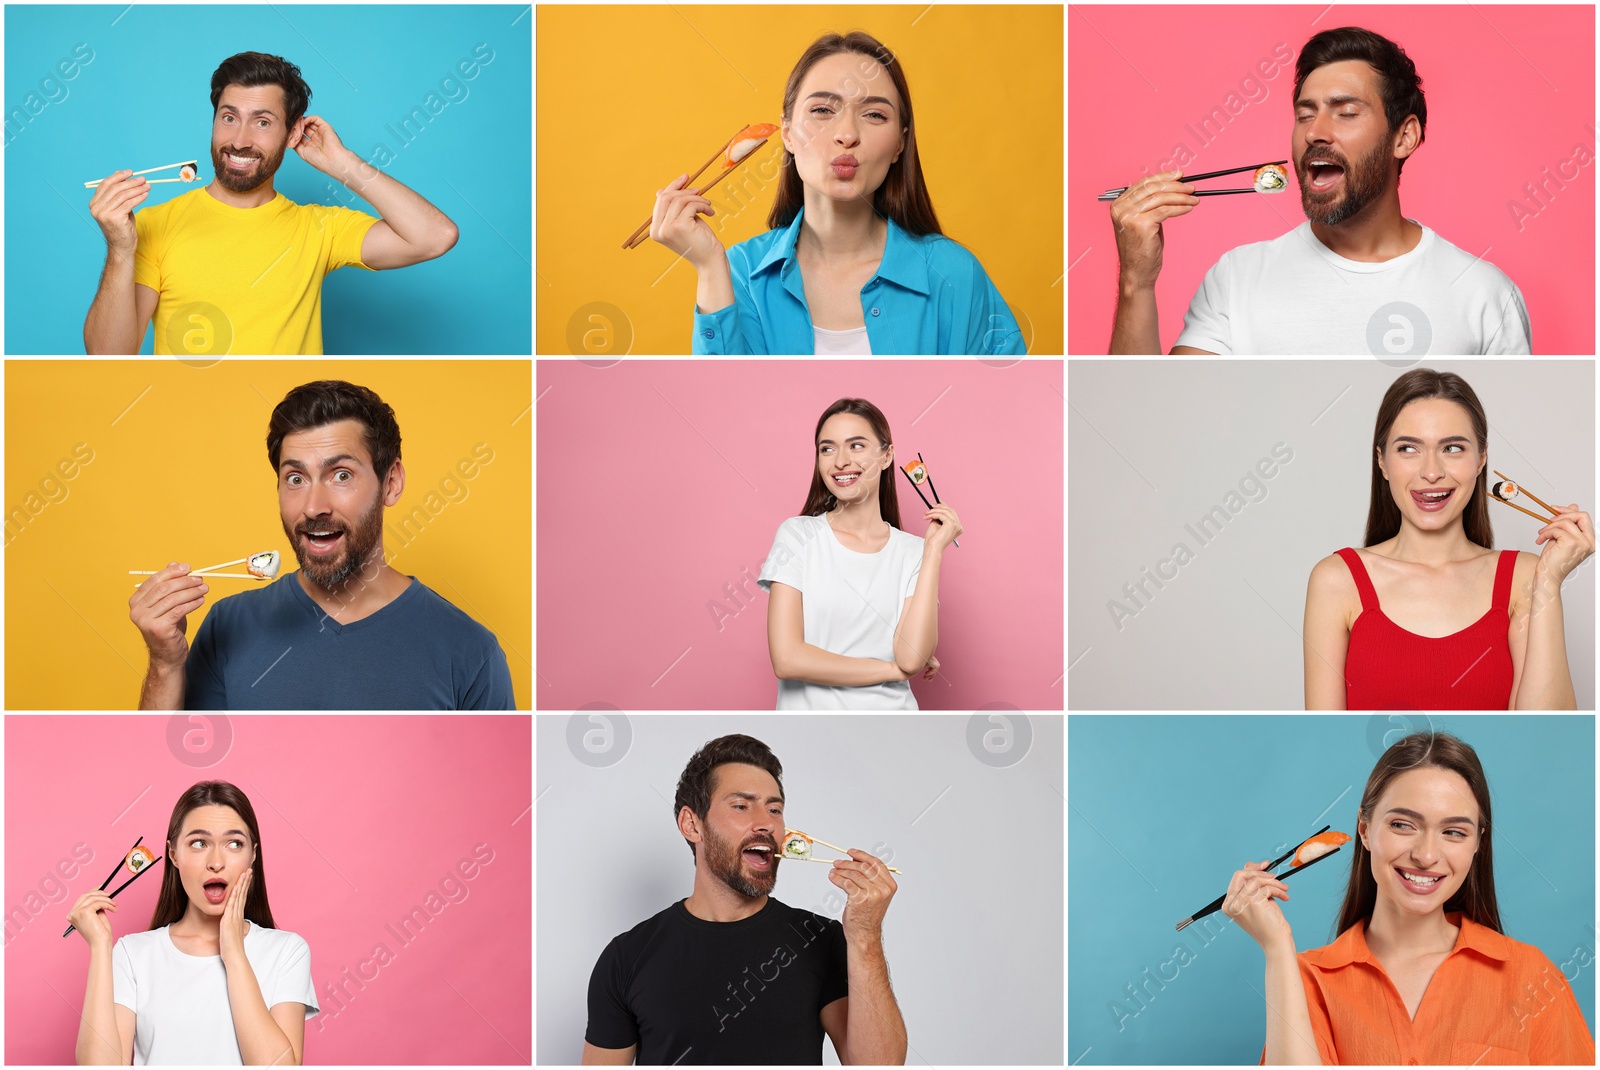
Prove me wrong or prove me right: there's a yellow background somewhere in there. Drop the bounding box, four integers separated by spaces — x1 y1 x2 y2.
5 360 531 710
537 4 1063 354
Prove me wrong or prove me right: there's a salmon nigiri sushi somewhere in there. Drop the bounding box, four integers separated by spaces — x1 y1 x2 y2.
725 123 779 166
1292 830 1351 866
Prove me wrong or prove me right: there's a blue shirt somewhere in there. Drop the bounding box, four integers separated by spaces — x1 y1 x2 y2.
693 207 1026 354
184 573 515 709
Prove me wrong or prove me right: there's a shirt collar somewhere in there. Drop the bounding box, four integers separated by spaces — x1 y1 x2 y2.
753 205 932 297
1303 911 1514 969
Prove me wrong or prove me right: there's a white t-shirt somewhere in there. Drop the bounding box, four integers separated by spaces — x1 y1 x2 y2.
757 512 926 709
1174 220 1531 354
112 921 319 1065
813 324 873 354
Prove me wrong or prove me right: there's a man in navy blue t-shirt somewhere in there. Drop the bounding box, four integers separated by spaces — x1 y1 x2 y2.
128 379 515 709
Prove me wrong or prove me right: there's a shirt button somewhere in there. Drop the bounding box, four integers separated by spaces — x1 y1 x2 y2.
1407 1059 1417 1065
870 307 881 317
702 328 714 339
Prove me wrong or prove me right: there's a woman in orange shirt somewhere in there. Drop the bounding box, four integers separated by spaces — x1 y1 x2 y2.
1225 731 1594 1064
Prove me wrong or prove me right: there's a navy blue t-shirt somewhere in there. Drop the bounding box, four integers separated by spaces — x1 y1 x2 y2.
586 897 849 1064
184 572 515 709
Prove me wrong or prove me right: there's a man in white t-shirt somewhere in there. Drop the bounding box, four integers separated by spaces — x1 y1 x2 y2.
1108 26 1531 355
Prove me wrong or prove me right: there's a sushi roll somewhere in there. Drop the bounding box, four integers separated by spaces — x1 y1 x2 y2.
127 845 157 873
179 164 197 181
1253 164 1288 194
247 550 280 579
1292 830 1351 866
1492 480 1519 501
901 461 928 485
780 831 813 860
725 123 779 166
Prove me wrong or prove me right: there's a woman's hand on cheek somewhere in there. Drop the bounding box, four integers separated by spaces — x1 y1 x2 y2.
219 869 251 963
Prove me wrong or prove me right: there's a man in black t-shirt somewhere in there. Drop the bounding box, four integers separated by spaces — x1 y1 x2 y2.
582 734 908 1065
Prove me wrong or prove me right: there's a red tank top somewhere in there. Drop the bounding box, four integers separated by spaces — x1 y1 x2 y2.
1336 547 1518 710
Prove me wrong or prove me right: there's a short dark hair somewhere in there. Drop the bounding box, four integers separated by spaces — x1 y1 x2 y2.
211 52 311 128
673 735 784 859
266 381 402 479
1295 27 1426 183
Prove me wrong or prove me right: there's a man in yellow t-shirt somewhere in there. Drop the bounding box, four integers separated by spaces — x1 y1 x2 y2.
84 52 459 355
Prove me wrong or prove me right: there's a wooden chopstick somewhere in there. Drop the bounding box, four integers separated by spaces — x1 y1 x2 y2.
1099 160 1289 199
1492 470 1562 520
623 142 771 250
620 135 735 249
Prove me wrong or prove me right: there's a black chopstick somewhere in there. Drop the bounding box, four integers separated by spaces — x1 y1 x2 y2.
915 452 957 548
1174 825 1331 932
64 838 161 937
1099 160 1290 200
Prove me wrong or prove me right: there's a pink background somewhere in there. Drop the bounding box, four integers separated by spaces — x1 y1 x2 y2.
4 716 530 1065
537 360 1064 710
1069 5 1596 354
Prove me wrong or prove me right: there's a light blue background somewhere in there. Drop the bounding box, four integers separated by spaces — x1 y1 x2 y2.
1068 715 1596 1064
4 4 530 353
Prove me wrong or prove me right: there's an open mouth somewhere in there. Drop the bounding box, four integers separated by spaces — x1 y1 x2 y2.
301 529 346 556
224 153 259 171
1306 161 1345 193
742 844 774 870
1410 488 1454 512
203 878 228 904
832 472 861 487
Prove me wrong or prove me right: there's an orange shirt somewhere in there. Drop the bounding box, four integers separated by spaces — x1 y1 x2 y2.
1261 912 1594 1065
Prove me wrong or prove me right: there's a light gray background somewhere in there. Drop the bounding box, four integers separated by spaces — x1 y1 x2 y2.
536 714 1064 1065
1068 360 1595 709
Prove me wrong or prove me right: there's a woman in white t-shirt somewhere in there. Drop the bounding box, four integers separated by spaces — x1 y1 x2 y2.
67 780 318 1065
758 396 962 709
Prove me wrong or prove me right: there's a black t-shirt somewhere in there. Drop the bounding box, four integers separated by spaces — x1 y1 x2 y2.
585 897 850 1065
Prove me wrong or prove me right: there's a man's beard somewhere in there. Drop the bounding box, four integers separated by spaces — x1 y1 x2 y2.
1299 140 1392 227
282 490 385 590
703 824 778 899
212 141 287 193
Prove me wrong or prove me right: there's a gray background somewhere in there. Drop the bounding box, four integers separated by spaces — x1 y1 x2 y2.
536 714 1064 1065
1068 360 1595 709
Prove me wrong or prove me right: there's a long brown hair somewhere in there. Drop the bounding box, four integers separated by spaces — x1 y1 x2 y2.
1365 368 1493 548
767 31 942 237
1333 731 1502 939
798 397 902 529
150 781 277 931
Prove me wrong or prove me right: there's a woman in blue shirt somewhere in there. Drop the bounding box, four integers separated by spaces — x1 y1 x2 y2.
650 31 1025 355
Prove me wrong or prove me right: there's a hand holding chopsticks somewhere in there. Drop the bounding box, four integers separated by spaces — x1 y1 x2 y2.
1175 825 1348 932
64 837 163 938
1491 470 1596 582
622 123 778 251
900 452 958 548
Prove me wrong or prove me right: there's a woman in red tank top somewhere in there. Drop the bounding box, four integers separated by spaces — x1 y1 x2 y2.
1303 369 1593 710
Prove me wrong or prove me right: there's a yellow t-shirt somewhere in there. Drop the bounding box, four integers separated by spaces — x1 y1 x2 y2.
133 188 377 355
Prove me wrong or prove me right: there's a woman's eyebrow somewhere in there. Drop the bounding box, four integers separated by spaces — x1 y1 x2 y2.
805 90 896 111
1392 435 1471 445
818 435 869 445
1385 807 1475 825
184 828 249 837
